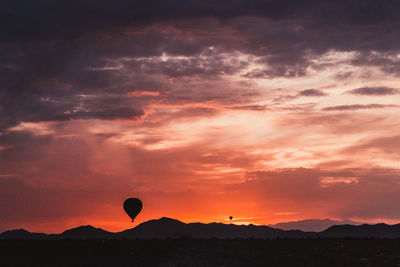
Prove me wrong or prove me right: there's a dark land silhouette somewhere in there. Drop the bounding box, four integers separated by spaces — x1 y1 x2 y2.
268 218 362 232
2 238 400 266
2 217 400 240
2 218 400 266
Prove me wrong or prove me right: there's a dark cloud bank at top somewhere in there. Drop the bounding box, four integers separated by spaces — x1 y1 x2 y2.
2 0 400 42
2 0 400 129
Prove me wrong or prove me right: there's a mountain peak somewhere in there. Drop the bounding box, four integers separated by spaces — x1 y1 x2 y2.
61 225 97 234
158 217 184 223
60 225 111 239
136 217 185 227
1 228 30 235
0 228 48 240
8 228 30 233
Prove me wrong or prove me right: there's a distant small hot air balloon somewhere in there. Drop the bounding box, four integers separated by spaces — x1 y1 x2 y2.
123 198 143 222
229 216 233 221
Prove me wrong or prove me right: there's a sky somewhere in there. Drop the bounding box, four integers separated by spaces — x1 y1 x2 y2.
1 0 400 233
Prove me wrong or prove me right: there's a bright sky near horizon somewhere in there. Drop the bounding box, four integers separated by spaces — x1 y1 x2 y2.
1 0 400 233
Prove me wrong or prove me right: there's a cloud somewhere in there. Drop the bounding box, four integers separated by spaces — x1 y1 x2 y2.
351 51 400 76
298 89 327 97
322 104 398 111
0 91 144 131
346 87 399 96
2 0 400 43
342 135 400 155
3 0 400 132
3 1 400 71
122 49 249 78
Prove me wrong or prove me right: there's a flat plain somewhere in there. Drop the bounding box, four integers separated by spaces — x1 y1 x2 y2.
1 239 400 267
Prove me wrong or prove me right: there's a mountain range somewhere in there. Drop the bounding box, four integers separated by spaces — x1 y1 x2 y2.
1 217 400 240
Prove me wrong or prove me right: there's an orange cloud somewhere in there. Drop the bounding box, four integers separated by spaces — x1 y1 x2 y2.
127 91 160 96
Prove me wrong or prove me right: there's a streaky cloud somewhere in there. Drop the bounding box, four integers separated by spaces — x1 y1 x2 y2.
298 89 328 97
322 104 398 111
346 87 399 96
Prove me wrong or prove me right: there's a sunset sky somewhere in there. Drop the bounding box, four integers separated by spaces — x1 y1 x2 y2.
1 0 400 233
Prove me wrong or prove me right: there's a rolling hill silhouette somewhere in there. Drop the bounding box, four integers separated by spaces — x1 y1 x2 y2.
60 225 114 239
0 229 48 240
1 217 400 239
321 223 400 238
269 218 362 232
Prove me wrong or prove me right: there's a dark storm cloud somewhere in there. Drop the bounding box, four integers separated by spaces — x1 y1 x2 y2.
298 89 327 97
122 49 249 78
351 51 400 76
3 0 400 130
346 87 399 96
2 0 399 69
0 0 313 42
2 0 400 67
2 0 400 42
0 90 144 131
0 38 167 130
322 104 398 111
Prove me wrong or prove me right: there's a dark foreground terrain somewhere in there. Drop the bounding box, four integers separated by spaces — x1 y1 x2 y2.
1 239 400 267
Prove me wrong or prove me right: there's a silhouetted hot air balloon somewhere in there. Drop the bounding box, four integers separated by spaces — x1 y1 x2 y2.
123 198 142 222
229 216 233 221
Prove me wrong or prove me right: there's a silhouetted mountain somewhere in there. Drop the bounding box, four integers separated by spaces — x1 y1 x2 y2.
119 217 187 238
0 229 48 240
269 219 362 232
119 217 314 239
60 225 113 239
320 223 400 238
2 218 400 240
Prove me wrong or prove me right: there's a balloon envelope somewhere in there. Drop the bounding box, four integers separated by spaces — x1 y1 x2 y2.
123 198 143 222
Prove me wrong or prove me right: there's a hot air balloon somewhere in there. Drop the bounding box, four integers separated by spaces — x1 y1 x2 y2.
229 216 233 221
123 198 143 222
